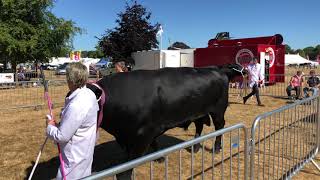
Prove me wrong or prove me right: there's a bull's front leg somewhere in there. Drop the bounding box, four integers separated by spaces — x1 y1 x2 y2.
117 135 154 180
212 112 225 153
150 139 165 163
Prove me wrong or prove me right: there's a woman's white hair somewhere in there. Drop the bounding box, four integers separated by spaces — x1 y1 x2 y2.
66 62 88 88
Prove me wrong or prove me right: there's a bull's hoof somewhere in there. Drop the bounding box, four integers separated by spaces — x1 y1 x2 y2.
193 144 201 153
214 144 222 153
155 157 165 163
116 170 132 180
186 144 201 153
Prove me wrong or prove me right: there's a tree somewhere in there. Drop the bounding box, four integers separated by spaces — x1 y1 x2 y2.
315 45 320 59
285 44 294 54
0 0 80 71
98 1 159 64
294 49 306 58
81 49 104 58
303 46 316 60
167 41 191 50
315 45 320 52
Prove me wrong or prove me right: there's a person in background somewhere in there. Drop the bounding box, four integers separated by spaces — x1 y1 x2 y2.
243 57 265 106
286 70 304 100
115 61 128 73
46 62 99 179
303 70 320 98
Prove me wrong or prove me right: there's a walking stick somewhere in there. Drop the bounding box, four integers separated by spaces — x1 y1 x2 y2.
27 137 48 180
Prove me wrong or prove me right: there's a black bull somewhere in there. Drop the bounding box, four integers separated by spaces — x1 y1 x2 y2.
88 64 245 177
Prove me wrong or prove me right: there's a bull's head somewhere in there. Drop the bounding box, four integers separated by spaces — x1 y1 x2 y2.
218 63 248 81
228 63 248 77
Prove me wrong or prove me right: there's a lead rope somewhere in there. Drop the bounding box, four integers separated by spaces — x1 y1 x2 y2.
90 83 106 131
44 82 67 180
232 67 248 98
28 77 66 180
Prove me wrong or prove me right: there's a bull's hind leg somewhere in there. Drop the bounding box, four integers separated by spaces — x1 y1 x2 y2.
210 112 225 153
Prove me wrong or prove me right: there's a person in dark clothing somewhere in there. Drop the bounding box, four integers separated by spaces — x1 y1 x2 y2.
303 70 320 98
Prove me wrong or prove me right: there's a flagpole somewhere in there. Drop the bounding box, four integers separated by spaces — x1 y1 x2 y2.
157 25 163 50
160 34 162 50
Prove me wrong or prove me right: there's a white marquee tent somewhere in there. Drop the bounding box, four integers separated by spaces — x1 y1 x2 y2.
285 54 319 66
48 57 100 66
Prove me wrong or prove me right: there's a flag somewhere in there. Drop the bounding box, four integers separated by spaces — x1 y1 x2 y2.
156 25 163 37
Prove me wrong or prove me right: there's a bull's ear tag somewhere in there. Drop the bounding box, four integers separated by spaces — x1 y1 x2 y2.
231 136 239 148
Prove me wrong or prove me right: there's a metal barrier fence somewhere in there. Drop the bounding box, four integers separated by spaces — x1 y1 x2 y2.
1 72 319 179
1 70 318 110
0 80 68 110
0 80 45 110
83 96 320 180
229 74 317 98
228 74 290 98
250 95 319 179
0 73 311 110
83 124 249 180
0 79 78 110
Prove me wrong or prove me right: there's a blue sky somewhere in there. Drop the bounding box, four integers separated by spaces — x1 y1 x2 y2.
52 0 320 51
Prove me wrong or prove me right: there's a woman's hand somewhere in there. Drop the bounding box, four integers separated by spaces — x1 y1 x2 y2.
46 115 56 126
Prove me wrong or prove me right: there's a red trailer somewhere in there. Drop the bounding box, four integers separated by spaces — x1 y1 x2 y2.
194 34 285 84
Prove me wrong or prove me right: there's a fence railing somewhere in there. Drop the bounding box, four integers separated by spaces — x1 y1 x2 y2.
0 73 313 110
229 74 318 98
2 71 318 110
82 124 249 180
82 95 320 180
0 79 99 110
1 73 319 179
250 95 319 179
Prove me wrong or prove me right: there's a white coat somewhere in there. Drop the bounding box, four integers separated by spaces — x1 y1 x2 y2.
247 63 264 88
47 86 99 180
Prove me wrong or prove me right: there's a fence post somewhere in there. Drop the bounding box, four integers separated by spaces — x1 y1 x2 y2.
318 96 320 150
244 128 249 180
250 118 261 180
310 95 320 172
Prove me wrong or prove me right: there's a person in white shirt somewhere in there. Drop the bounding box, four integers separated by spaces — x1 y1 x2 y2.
46 62 99 179
243 57 265 106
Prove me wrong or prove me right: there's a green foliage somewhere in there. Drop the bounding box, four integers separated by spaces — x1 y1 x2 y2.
98 1 159 64
285 44 294 54
303 46 320 60
0 0 80 70
168 42 191 50
286 44 320 60
294 49 306 58
81 50 104 58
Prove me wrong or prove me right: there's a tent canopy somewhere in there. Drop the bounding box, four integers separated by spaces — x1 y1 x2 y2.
285 54 319 66
95 58 110 66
